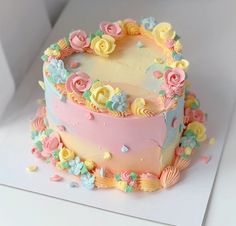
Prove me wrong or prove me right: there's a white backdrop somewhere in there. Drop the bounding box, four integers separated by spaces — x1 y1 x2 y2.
0 0 68 118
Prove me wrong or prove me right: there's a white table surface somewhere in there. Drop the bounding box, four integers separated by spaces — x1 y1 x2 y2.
1 0 236 225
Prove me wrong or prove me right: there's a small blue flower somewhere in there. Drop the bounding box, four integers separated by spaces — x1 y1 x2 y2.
68 157 87 175
180 133 199 149
47 59 69 84
81 172 95 190
172 52 183 61
111 92 128 112
141 17 157 31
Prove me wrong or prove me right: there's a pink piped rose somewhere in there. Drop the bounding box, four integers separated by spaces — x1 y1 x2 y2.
42 132 62 157
100 21 122 37
66 72 92 93
184 108 206 125
164 68 185 88
121 171 131 182
69 30 90 51
161 68 185 97
166 39 175 49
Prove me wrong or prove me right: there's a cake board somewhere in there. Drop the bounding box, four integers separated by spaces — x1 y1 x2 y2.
1 0 236 225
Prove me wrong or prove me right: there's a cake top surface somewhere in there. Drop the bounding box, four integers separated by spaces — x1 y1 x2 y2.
41 17 189 118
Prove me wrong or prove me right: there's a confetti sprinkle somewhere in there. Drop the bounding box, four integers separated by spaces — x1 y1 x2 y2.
70 181 79 188
50 174 63 182
209 137 216 145
86 112 94 120
153 70 163 79
57 125 66 131
70 61 80 68
26 165 38 172
38 81 45 90
200 155 211 164
136 41 144 48
99 168 105 177
121 145 129 153
103 152 112 160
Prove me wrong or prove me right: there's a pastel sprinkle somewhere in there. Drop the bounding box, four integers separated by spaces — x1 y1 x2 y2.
70 181 79 188
26 165 38 172
136 41 144 48
153 70 163 79
103 152 112 160
87 112 94 120
121 145 129 153
209 137 216 145
38 81 45 90
70 61 80 68
50 174 63 182
154 57 164 64
60 94 67 102
99 168 105 177
57 125 66 131
184 147 192 155
200 155 211 164
171 117 178 128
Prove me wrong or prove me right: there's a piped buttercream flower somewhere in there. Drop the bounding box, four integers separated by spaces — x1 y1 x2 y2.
185 93 200 109
184 108 206 124
59 147 75 162
81 172 95 190
47 59 69 84
186 121 207 142
90 82 115 109
124 19 140 35
152 22 176 44
90 35 116 57
66 72 92 93
172 59 189 71
141 17 157 31
161 68 185 97
68 156 88 175
69 30 90 51
100 21 122 37
174 40 182 53
42 132 62 157
109 92 128 112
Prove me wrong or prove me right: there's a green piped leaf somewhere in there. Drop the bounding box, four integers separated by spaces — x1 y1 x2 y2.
44 128 54 137
115 174 121 182
41 55 48 62
106 101 113 110
80 164 88 174
159 90 166 96
130 172 137 181
174 34 181 41
61 161 70 169
125 185 134 193
83 90 91 101
34 140 43 152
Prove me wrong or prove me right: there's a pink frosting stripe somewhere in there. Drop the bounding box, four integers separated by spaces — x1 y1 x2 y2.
46 84 167 154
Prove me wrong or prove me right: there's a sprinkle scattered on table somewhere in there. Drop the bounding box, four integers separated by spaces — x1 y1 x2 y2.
209 137 216 145
50 174 63 182
26 165 38 172
69 181 79 188
200 155 211 164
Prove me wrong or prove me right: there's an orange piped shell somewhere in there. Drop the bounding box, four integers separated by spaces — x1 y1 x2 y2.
67 92 86 105
160 166 180 188
57 38 68 50
31 117 46 132
93 169 115 188
139 173 162 192
174 156 191 171
86 101 101 113
60 47 75 59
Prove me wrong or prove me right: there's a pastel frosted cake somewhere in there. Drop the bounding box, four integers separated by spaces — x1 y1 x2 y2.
31 17 207 192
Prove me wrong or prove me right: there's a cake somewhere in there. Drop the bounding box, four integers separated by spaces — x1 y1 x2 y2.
31 17 207 192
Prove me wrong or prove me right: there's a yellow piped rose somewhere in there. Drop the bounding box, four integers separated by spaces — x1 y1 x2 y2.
90 34 116 57
124 21 140 35
152 22 176 44
187 121 207 142
172 59 189 71
59 147 75 162
174 40 183 53
185 94 198 109
90 82 115 109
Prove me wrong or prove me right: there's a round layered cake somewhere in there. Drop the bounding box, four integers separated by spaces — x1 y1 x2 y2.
31 17 207 192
